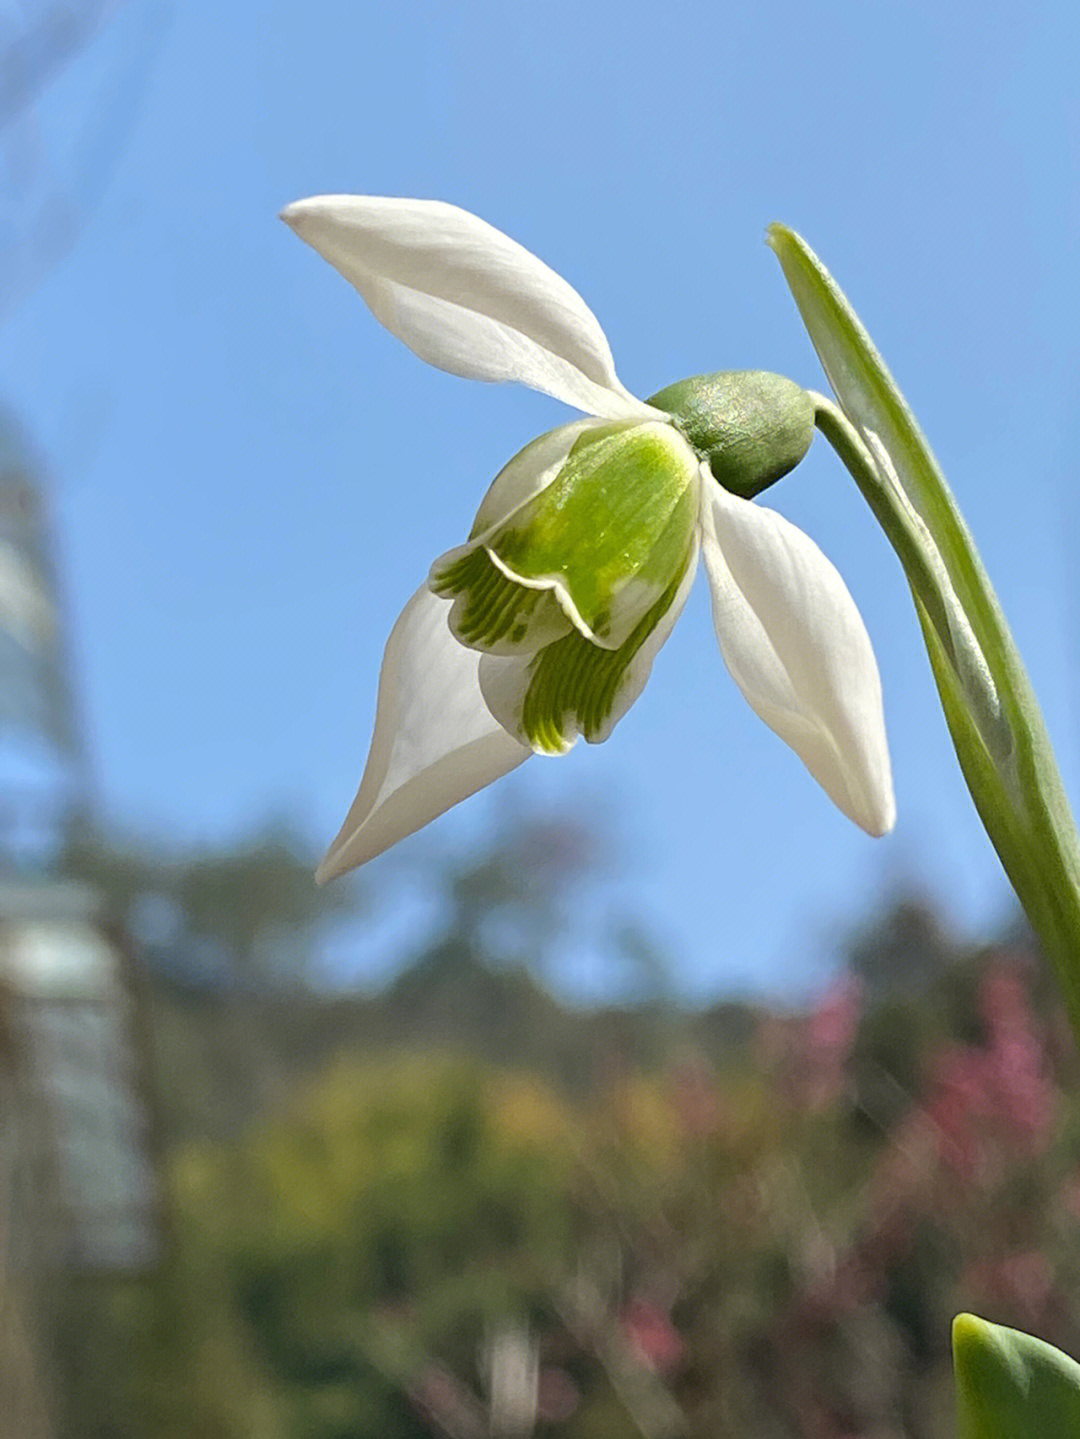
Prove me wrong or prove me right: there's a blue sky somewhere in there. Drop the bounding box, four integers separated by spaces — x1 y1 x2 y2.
2 0 1079 998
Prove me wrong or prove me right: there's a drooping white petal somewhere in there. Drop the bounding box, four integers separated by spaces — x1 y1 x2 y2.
316 586 530 881
699 474 895 836
281 196 660 420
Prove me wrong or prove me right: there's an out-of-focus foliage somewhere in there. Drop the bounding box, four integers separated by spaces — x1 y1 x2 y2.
63 821 356 991
27 820 1080 1439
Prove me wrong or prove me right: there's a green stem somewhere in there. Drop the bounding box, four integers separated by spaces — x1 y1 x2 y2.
811 397 961 674
814 395 1080 1041
769 223 1080 1049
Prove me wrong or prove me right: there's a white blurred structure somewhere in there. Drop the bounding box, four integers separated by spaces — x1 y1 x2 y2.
0 876 164 1434
0 6 166 1427
0 412 91 867
0 878 161 1271
487 1324 540 1437
0 419 162 1269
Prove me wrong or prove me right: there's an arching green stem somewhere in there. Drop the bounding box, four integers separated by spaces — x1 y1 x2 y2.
770 224 1080 1046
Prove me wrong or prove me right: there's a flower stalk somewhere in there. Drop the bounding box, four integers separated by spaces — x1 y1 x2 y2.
769 224 1080 1045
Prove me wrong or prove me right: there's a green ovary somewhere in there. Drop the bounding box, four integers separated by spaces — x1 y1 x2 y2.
520 558 690 754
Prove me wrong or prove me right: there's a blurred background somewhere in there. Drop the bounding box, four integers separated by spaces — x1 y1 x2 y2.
1 1 1079 1435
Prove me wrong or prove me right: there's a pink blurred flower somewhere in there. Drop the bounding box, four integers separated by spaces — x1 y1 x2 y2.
536 1367 580 1423
762 975 864 1111
621 1297 685 1375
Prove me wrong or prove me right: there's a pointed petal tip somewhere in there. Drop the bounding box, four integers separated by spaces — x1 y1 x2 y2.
861 788 897 840
315 809 370 884
279 199 306 230
845 754 896 839
280 196 361 243
279 196 328 235
852 735 897 839
313 845 345 886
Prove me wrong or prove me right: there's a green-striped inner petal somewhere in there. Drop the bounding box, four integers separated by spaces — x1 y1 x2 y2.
430 545 571 654
521 557 691 754
491 421 699 648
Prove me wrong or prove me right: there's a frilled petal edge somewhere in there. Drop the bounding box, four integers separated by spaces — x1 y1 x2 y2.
316 586 531 881
282 196 659 421
700 475 895 837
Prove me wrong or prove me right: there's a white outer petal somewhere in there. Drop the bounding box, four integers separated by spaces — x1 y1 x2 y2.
282 196 661 421
699 473 895 837
316 586 530 881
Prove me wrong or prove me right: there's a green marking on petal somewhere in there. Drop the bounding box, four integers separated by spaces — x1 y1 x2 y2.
468 423 595 541
520 556 692 754
489 420 699 649
429 544 572 655
435 419 699 662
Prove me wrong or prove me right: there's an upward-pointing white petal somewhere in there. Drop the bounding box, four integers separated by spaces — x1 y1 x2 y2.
700 475 895 837
282 196 658 421
316 585 531 881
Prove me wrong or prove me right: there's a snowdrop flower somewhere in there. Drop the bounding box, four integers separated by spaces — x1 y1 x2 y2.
281 197 895 880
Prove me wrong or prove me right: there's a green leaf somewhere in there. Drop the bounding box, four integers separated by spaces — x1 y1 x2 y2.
954 1313 1080 1438
768 224 1080 1049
